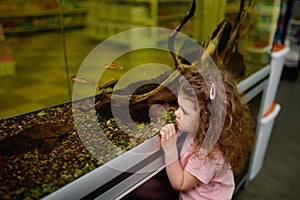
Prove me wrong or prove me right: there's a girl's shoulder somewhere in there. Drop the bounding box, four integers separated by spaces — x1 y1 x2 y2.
208 148 231 171
191 147 225 166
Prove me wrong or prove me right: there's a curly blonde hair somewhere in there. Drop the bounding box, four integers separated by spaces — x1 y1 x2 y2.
180 69 255 175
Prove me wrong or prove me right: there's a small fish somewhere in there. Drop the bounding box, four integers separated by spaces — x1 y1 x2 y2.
100 78 118 89
71 75 95 85
105 63 123 70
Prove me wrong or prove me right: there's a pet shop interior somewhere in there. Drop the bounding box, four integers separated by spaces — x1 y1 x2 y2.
0 0 299 199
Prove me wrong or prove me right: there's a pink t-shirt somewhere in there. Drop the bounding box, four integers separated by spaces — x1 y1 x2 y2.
179 139 235 200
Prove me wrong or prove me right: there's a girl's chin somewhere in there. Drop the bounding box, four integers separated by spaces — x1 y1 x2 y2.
176 123 184 132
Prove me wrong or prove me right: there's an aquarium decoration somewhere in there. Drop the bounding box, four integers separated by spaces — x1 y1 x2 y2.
0 123 73 156
93 0 257 109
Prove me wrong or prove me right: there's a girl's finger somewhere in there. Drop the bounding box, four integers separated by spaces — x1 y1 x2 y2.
160 130 166 140
160 129 169 142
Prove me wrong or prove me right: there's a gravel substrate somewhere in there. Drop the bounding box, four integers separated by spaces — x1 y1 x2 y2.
0 97 176 199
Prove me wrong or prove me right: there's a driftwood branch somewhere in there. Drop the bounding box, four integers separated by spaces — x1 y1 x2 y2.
93 0 257 110
168 0 196 69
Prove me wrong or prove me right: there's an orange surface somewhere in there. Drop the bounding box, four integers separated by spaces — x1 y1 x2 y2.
272 43 286 52
262 102 277 118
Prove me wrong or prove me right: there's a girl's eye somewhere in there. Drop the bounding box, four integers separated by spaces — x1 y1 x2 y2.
181 107 188 115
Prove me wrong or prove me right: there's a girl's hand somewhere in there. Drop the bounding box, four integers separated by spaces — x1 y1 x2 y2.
160 124 177 153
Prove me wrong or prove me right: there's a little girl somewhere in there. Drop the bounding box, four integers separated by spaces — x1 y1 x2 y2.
160 69 255 200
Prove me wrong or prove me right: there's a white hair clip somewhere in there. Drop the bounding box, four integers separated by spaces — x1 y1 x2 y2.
210 82 216 100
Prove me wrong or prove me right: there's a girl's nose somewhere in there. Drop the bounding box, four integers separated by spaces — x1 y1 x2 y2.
174 108 180 118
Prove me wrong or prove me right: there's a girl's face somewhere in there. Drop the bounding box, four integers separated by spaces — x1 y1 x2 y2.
175 91 199 133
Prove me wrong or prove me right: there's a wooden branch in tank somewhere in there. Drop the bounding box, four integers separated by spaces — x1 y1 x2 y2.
0 123 73 156
90 0 257 110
